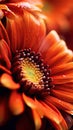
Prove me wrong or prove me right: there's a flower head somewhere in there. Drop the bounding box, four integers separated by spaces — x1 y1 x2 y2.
36 0 73 31
0 2 73 130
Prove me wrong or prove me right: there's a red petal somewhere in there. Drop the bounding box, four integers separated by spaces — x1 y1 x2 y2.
51 62 73 75
52 74 73 84
35 99 68 130
51 89 73 103
5 3 46 53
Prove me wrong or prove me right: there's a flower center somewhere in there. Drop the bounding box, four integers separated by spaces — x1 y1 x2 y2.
12 49 52 97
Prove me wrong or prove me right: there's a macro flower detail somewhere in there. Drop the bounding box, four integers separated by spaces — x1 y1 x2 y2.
0 2 73 130
37 0 73 30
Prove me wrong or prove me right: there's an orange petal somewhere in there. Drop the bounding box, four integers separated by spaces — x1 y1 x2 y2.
51 62 73 75
51 89 73 103
52 74 73 84
45 40 67 63
9 91 24 115
1 73 20 89
49 49 73 67
32 109 42 130
45 96 73 115
22 93 36 109
38 30 60 57
6 3 46 53
35 99 68 130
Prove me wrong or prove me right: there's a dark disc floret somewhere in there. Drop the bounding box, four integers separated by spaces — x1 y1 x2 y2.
11 49 53 97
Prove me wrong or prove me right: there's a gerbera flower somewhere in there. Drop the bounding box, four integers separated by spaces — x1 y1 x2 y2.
36 0 73 31
0 2 73 130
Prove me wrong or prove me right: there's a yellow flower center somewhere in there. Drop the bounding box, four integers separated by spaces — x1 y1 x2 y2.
21 58 44 89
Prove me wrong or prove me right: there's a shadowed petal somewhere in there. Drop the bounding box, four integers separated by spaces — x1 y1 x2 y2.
0 39 11 69
0 65 11 74
9 91 24 115
0 21 10 45
44 96 73 115
35 99 68 130
16 112 35 130
0 97 10 126
55 83 73 89
1 73 20 89
62 113 73 129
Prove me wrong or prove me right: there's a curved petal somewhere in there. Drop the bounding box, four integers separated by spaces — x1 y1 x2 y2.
38 30 60 58
0 65 11 74
35 99 68 130
22 94 44 118
44 96 73 115
9 91 25 115
1 73 20 89
0 39 11 69
62 113 73 130
0 4 16 19
32 109 42 130
22 93 36 109
45 40 67 63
